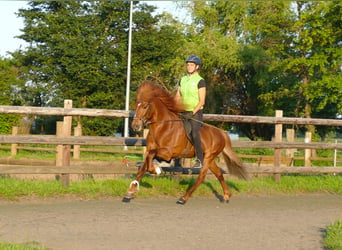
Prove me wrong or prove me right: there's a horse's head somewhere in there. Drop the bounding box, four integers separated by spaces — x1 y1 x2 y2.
131 100 152 132
131 81 185 132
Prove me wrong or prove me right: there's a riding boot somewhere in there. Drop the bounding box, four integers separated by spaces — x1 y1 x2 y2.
192 158 203 168
192 144 204 168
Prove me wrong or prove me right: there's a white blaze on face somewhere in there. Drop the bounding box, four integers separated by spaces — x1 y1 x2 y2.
134 102 142 118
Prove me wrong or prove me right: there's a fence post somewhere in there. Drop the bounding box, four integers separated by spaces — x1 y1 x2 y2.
10 126 18 157
304 132 312 167
274 110 283 182
56 122 63 178
286 129 295 166
73 122 82 159
61 100 72 187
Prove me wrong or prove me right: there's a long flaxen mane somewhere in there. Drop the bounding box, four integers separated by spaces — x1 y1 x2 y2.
137 81 185 113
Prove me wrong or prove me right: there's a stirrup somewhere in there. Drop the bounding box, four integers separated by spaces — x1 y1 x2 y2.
191 159 202 168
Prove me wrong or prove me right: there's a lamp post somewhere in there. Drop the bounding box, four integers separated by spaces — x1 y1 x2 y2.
124 1 133 140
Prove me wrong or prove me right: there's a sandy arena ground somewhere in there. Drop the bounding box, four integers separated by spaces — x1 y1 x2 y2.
0 194 341 250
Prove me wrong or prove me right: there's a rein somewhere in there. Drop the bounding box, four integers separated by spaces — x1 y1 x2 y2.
132 117 182 125
134 115 206 126
146 119 182 125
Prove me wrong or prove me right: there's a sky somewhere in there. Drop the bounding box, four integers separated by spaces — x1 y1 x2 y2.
0 1 189 58
0 1 28 57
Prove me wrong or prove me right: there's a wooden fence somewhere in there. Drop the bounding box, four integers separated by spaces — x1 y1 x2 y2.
0 100 342 185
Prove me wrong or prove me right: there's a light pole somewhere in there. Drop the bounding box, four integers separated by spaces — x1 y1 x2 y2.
124 1 133 139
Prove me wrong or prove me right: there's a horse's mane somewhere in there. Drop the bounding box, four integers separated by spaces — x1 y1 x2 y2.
136 81 185 113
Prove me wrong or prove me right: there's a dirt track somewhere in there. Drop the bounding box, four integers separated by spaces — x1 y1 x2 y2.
0 194 341 250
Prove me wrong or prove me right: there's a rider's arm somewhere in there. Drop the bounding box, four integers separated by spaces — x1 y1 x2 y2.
193 87 206 115
193 79 206 114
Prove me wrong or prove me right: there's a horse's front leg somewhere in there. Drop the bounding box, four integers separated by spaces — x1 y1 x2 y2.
122 150 157 203
122 162 146 202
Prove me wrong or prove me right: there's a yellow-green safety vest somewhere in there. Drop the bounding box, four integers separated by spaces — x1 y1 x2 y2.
180 73 204 111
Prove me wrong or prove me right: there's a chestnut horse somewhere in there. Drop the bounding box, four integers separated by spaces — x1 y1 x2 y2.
123 81 248 204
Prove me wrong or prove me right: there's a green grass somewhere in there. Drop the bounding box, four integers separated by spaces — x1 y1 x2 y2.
0 241 47 250
1 174 342 200
323 221 342 250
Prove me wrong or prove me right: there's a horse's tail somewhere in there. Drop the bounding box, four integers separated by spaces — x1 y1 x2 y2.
221 132 249 180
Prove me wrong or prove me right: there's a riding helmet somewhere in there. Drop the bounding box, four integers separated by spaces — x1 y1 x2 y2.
185 55 202 65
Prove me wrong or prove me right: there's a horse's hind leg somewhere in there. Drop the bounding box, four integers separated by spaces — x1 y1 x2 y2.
176 164 209 205
209 161 231 203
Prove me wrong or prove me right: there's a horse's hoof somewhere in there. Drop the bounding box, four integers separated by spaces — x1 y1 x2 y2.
176 197 186 205
221 194 230 203
122 197 132 203
122 193 134 203
219 198 230 203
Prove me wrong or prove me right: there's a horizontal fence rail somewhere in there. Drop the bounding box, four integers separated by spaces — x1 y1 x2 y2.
2 135 342 150
0 135 146 146
204 114 342 126
1 105 342 126
0 105 132 118
0 165 341 175
0 165 138 175
245 166 342 174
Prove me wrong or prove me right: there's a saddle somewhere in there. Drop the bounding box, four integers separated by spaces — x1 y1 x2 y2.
179 112 193 144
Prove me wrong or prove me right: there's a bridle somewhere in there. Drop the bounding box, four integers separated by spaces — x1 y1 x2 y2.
132 101 152 125
133 100 182 126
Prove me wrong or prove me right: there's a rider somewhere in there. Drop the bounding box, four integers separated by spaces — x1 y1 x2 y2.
175 55 206 168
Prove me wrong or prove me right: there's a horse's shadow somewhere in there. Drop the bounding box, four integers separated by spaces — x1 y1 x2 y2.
140 181 153 188
205 181 240 202
179 178 240 202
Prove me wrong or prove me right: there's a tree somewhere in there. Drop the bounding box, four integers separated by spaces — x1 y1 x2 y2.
176 1 242 125
266 2 342 140
182 1 341 140
185 1 294 139
13 1 187 135
12 0 341 140
129 3 187 91
0 57 24 133
13 1 131 135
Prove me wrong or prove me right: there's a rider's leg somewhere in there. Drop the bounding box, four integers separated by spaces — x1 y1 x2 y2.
190 110 204 168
